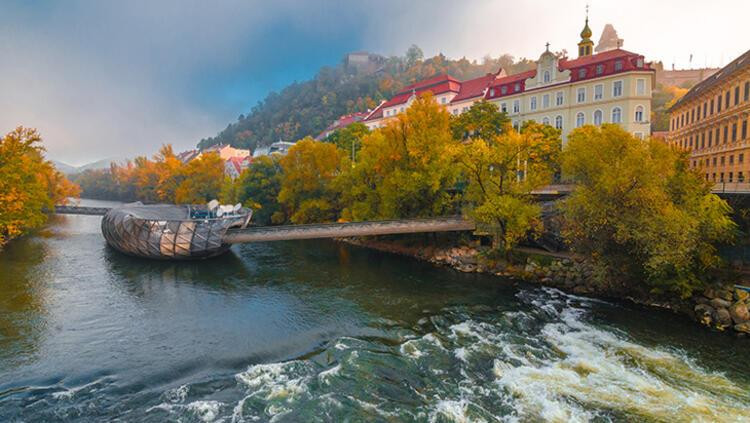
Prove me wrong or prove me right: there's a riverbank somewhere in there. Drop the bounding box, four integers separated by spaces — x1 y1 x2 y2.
342 236 750 337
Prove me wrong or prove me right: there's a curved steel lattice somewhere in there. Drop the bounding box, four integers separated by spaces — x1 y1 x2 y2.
101 204 251 260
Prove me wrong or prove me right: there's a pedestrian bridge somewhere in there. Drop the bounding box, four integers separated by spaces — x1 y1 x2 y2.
54 205 475 243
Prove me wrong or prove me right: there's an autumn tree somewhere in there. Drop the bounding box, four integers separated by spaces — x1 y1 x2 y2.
324 122 370 162
279 138 345 224
450 101 509 140
0 127 80 248
231 155 284 225
173 152 225 204
453 122 560 255
561 124 736 297
338 93 461 221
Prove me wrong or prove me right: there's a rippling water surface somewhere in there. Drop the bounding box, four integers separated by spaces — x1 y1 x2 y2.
1 201 750 422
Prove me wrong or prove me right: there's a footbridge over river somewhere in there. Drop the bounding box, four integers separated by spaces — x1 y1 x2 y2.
54 205 476 243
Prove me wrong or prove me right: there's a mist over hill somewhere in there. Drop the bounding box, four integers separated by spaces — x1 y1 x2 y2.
197 46 537 151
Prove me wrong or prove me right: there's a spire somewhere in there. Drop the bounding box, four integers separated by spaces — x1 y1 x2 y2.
578 5 594 57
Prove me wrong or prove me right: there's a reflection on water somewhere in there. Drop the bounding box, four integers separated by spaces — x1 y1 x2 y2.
0 206 749 421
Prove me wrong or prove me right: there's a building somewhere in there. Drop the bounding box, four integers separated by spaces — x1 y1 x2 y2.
653 63 720 88
315 112 368 140
176 149 200 163
224 156 252 180
252 141 297 158
667 49 750 184
200 144 251 161
364 16 654 143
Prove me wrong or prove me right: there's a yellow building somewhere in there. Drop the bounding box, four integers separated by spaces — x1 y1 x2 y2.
668 49 750 184
364 17 654 144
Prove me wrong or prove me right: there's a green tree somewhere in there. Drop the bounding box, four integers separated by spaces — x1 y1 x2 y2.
279 138 344 224
232 155 284 225
0 127 79 248
173 153 225 204
452 125 560 255
561 124 736 297
338 93 461 221
324 122 370 162
450 101 509 140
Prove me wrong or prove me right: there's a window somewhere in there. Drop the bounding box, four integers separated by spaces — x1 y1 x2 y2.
556 91 564 106
701 132 705 148
703 102 707 119
501 86 508 95
745 82 749 102
513 121 520 131
513 99 520 114
555 115 563 129
743 120 748 139
637 79 645 95
733 123 738 141
730 172 734 183
635 105 644 122
441 97 447 104
637 58 644 67
613 80 623 97
530 96 537 111
710 99 714 114
542 94 550 108
578 68 587 78
400 107 404 113
612 107 622 123
501 103 507 113
740 153 745 164
735 86 741 106
593 109 603 125
721 156 725 165
594 84 603 100
724 126 729 143
596 64 604 75
514 83 521 92
730 155 734 165
614 60 623 71
543 71 551 83
542 117 550 125
576 112 585 127
725 90 730 109
577 87 586 103
634 132 644 139
740 171 745 183
718 94 722 112
489 88 495 97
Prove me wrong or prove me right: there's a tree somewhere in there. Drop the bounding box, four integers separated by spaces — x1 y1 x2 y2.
173 153 225 204
279 138 344 224
405 44 424 67
338 93 461 221
450 101 509 141
561 124 736 297
452 124 560 255
324 122 370 163
232 155 284 225
0 127 79 248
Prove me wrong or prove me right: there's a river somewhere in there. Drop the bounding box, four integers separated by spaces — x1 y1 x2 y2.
1 200 750 422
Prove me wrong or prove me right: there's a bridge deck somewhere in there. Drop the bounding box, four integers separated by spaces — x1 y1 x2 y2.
54 205 111 215
223 216 475 243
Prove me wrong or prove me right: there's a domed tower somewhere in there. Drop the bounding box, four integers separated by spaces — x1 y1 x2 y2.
577 9 594 58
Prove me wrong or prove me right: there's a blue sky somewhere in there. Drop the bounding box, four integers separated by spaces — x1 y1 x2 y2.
1 0 748 165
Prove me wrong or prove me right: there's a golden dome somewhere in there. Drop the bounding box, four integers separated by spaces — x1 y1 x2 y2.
580 18 592 39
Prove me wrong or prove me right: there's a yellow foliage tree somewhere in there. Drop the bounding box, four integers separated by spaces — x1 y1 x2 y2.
0 127 80 248
173 152 225 204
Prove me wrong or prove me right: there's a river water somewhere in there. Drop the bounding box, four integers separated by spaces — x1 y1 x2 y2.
1 201 750 422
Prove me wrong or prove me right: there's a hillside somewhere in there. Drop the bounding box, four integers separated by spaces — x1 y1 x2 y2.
197 46 536 151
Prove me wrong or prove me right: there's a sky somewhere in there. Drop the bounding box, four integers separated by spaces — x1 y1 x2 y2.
1 0 748 166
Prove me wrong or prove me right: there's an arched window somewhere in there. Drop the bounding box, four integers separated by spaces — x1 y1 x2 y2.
594 110 603 126
543 71 551 83
555 115 563 129
576 112 585 128
612 107 622 123
542 117 550 125
635 105 644 122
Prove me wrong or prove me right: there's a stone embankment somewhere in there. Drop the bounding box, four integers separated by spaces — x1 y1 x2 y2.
342 238 750 336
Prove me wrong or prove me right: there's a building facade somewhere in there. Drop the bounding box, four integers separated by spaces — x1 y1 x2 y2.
667 49 750 184
363 17 654 143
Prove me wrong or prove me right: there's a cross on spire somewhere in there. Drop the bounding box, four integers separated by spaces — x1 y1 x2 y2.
545 42 550 52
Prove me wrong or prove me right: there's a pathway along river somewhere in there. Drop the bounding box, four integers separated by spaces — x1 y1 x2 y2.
1 201 750 422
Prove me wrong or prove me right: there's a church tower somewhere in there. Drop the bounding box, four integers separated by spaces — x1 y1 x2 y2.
577 8 594 58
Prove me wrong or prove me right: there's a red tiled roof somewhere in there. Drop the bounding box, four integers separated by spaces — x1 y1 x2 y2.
382 74 462 108
450 72 501 103
484 70 537 100
316 112 368 139
363 100 386 122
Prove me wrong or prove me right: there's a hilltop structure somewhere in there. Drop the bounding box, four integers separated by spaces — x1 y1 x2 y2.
595 24 624 53
667 49 750 183
364 16 654 142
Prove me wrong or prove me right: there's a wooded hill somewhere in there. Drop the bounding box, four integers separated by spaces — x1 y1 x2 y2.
197 46 536 151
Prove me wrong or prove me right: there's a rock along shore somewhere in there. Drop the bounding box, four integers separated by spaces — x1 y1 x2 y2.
340 237 750 337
